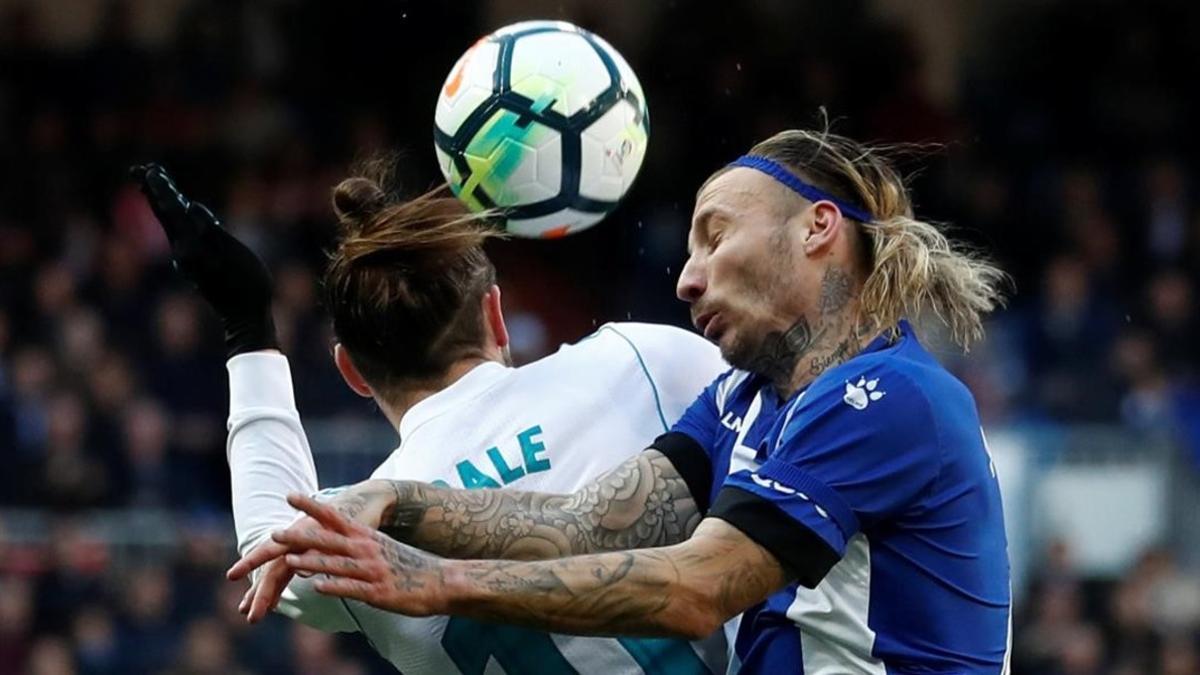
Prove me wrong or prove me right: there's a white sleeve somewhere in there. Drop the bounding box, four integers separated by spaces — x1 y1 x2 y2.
225 352 357 633
603 323 729 426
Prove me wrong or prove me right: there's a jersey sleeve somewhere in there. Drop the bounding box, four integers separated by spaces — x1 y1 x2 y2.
225 352 357 633
709 366 941 587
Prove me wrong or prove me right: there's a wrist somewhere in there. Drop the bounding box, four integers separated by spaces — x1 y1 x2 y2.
343 479 400 529
376 480 420 533
223 311 279 360
439 559 480 615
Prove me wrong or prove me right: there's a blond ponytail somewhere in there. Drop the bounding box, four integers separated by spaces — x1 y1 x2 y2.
859 215 1007 348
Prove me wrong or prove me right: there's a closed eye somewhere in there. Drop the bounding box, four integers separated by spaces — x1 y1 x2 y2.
709 228 724 251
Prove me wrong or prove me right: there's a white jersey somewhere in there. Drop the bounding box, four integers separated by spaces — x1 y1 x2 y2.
225 322 729 674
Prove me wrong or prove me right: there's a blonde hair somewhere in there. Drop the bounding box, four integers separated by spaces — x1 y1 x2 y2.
746 129 1008 349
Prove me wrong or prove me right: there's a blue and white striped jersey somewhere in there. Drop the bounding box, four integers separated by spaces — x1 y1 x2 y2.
664 321 1011 674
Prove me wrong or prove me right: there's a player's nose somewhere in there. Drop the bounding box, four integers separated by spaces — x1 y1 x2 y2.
676 254 706 303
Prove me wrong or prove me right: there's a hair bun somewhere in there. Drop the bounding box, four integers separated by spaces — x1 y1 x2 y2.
332 177 387 232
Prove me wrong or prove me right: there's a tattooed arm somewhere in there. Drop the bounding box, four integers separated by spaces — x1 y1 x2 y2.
277 495 788 639
379 449 701 560
226 448 706 619
442 518 786 638
225 447 699 569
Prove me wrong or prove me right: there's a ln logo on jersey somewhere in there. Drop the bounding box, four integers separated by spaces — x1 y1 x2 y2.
720 411 744 432
843 377 885 410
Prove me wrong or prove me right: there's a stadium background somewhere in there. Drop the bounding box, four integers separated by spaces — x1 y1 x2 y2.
2 0 1199 672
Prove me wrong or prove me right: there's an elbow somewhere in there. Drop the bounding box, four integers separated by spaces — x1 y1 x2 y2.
675 611 724 642
664 584 725 641
671 604 724 641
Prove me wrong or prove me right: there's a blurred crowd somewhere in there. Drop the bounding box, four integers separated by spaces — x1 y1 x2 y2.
0 522 386 675
1 0 1199 672
1014 541 1200 675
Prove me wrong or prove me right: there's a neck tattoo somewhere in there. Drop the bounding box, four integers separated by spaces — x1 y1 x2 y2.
746 315 815 390
750 265 864 397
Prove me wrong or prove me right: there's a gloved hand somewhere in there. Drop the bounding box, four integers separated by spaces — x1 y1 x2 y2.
130 163 279 359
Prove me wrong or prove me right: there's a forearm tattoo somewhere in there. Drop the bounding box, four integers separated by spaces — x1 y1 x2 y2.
380 450 702 560
447 519 787 637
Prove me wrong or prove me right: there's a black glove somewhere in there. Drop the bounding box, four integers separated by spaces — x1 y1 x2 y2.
130 163 279 359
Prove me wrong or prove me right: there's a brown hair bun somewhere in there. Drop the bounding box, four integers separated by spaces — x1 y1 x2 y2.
332 176 388 233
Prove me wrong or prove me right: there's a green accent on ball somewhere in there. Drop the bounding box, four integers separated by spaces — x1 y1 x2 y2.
447 165 465 197
456 109 550 212
530 92 556 115
509 71 576 117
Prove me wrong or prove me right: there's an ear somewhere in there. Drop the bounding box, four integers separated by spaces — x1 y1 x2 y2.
333 343 374 398
800 201 847 257
481 285 509 349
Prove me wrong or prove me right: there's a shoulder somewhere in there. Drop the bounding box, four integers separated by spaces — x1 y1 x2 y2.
812 350 927 402
786 351 941 448
548 322 700 359
523 322 728 393
593 322 728 382
593 322 716 359
770 353 947 495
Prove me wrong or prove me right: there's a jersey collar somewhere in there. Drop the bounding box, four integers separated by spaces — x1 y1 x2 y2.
768 319 916 451
864 318 913 354
397 361 513 441
764 319 914 405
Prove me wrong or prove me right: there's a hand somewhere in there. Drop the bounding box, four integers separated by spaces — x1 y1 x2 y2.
129 163 278 358
226 481 402 621
244 494 449 620
234 556 294 624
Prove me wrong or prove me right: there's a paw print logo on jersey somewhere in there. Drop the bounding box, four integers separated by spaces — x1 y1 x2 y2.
843 377 885 410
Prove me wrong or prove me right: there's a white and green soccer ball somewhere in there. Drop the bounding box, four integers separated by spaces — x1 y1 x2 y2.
434 20 649 238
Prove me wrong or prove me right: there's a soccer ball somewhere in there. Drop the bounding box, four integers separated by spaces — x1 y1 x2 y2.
434 20 649 238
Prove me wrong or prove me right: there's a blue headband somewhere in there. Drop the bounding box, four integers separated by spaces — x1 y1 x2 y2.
727 155 874 223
